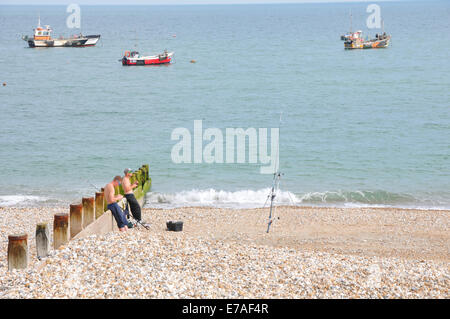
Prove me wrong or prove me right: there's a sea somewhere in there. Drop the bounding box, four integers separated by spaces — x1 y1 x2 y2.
0 1 449 209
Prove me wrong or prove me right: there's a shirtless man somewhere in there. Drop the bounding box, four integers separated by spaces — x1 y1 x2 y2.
104 175 128 232
122 168 143 223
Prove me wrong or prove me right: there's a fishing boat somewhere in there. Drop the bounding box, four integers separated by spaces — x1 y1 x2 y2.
341 11 390 49
121 50 174 66
344 30 390 49
22 18 100 48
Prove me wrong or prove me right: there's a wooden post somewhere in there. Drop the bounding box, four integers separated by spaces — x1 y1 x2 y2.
144 164 149 180
70 203 83 238
8 233 28 270
35 223 49 259
82 197 95 228
95 192 104 219
54 213 69 250
134 171 139 186
101 187 108 212
141 166 147 182
137 169 143 186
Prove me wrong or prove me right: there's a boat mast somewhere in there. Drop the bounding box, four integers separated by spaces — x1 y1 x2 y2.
349 9 352 33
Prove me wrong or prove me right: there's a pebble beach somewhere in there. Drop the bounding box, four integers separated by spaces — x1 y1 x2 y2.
0 206 449 298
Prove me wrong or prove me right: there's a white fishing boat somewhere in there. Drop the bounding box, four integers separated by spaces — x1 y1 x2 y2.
22 17 100 48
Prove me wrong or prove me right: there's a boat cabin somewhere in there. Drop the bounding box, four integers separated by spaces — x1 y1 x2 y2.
34 25 52 41
124 51 140 58
350 31 362 40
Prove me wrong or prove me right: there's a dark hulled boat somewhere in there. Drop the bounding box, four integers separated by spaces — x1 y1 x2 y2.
22 18 100 48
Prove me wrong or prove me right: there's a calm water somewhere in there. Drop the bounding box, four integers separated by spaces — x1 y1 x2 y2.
0 1 449 208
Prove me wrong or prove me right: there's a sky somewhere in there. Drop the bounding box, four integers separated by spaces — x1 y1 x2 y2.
0 0 397 5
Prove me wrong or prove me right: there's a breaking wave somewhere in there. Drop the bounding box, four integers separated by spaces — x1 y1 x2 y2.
0 195 51 207
144 188 450 209
145 188 288 209
1 190 447 210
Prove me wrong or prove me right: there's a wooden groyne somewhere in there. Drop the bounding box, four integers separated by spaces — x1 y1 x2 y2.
7 164 151 271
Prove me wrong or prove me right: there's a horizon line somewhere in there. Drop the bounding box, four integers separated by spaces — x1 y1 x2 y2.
0 0 405 6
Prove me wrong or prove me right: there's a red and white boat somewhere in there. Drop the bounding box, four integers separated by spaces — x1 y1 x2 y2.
121 50 174 66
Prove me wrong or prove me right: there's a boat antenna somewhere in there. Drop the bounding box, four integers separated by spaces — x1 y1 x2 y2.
38 12 41 28
349 9 352 33
265 112 283 233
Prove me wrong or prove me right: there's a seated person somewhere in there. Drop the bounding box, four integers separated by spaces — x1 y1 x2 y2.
123 168 144 223
104 176 128 232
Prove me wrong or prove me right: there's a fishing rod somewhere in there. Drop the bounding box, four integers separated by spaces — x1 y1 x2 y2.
265 112 283 234
133 217 150 230
266 171 282 233
89 182 100 191
122 197 150 230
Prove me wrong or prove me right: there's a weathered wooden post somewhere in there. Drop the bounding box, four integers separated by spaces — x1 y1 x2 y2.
54 213 69 250
141 166 147 182
137 169 143 186
114 184 120 197
70 203 83 238
134 171 139 186
8 233 28 270
82 197 95 228
95 192 104 219
101 187 108 212
144 164 149 180
35 223 49 259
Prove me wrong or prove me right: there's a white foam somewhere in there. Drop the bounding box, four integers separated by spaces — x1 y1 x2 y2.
0 195 49 207
144 188 450 210
145 188 299 209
